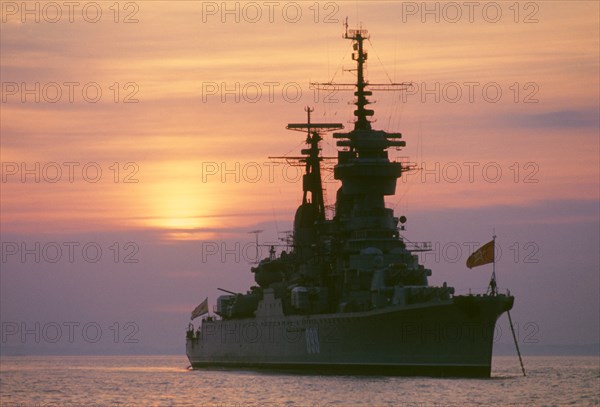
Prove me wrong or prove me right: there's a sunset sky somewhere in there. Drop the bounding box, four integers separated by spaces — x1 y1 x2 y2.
1 1 598 355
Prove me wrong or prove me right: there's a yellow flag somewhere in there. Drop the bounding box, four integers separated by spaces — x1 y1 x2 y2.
466 240 495 269
191 298 209 320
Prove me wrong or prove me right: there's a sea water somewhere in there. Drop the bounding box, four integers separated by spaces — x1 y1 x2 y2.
0 355 598 406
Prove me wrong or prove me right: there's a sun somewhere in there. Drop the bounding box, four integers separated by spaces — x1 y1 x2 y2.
148 182 215 230
139 160 220 236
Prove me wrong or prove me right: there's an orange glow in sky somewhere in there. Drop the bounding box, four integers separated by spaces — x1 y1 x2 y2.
1 1 598 237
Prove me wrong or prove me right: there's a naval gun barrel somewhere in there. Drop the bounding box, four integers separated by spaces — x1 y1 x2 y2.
217 287 240 295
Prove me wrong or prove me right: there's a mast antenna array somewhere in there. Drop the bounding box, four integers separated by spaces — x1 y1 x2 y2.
311 18 412 130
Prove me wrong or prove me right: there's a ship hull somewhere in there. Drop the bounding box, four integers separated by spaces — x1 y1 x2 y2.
187 294 513 377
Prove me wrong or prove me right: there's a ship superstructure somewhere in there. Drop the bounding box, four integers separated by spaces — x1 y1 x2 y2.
186 25 514 377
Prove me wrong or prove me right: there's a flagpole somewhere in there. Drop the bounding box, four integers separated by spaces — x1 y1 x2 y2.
490 230 497 296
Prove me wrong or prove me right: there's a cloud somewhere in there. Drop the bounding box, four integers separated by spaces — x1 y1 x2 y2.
506 109 600 129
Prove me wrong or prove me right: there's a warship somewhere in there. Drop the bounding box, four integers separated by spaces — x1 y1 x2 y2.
186 25 514 377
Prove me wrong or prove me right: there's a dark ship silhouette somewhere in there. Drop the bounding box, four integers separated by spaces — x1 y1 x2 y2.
186 25 514 377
